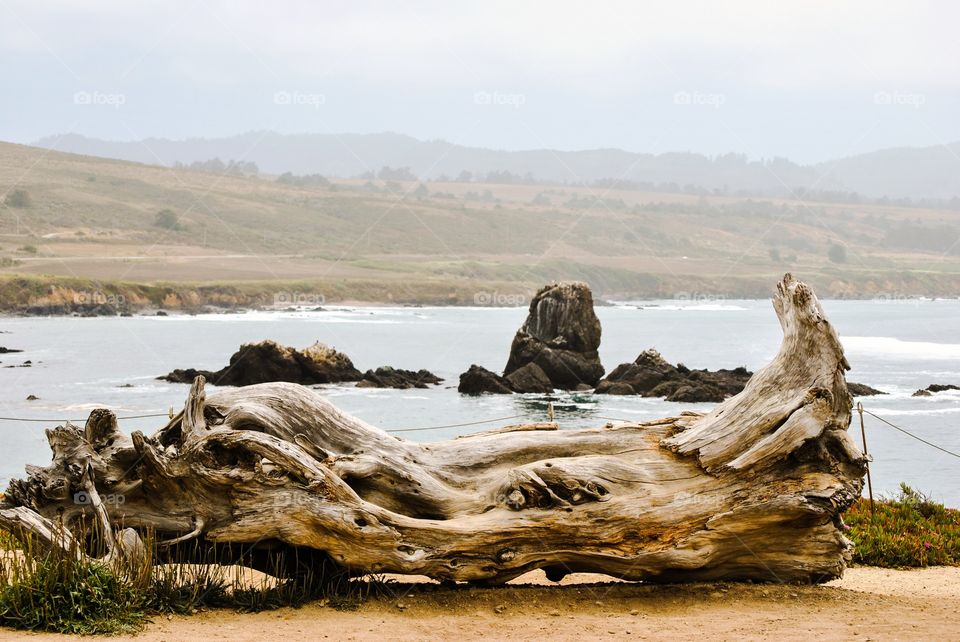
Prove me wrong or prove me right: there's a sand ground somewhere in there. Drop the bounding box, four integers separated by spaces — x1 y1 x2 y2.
3 566 957 641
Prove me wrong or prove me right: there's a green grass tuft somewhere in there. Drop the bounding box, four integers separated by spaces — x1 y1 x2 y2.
0 553 145 635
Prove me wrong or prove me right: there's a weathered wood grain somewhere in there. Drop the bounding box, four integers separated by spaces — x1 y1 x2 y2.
0 274 865 584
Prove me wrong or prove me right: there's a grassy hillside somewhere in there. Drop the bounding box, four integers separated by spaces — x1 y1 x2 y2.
1 141 959 309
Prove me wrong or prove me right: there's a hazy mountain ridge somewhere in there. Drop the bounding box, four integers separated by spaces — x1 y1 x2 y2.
813 143 960 201
35 131 960 199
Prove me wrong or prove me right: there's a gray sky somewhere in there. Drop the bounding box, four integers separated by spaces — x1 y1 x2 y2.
1 0 958 163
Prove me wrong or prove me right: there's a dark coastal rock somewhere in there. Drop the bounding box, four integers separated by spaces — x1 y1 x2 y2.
356 366 443 389
160 340 363 386
0 347 23 354
77 304 123 317
847 382 886 397
19 303 123 316
503 282 604 391
595 349 752 402
457 364 514 395
595 350 676 395
912 383 960 397
504 362 554 394
26 394 38 401
162 367 218 384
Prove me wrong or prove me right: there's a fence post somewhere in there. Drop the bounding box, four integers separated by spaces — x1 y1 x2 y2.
857 402 875 519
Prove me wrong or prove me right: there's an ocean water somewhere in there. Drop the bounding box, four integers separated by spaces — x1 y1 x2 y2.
1 299 958 506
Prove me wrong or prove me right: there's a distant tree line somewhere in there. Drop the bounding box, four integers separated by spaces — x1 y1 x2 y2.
424 171 960 210
276 172 330 188
173 158 259 176
352 166 420 182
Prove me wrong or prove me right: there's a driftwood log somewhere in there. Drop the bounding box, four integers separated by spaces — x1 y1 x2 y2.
0 275 865 584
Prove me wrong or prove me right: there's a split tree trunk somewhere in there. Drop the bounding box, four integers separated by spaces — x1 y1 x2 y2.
0 275 865 584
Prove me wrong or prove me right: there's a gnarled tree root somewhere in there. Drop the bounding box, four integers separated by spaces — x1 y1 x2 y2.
1 274 865 585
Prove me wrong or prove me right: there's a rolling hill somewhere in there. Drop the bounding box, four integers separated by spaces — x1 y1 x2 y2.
1 140 959 311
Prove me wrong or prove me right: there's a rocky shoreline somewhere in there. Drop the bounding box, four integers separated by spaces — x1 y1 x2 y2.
3 275 960 317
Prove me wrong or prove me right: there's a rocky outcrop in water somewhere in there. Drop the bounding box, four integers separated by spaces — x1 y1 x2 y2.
162 341 443 389
457 364 514 395
161 340 363 386
356 367 443 389
504 362 554 394
595 349 752 402
912 383 960 397
502 282 604 392
847 382 886 397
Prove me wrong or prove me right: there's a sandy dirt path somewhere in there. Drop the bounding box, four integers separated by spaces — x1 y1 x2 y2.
4 566 957 641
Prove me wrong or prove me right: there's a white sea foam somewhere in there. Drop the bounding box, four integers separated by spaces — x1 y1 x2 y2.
864 406 960 417
145 308 414 323
58 403 151 414
641 304 748 312
842 336 960 360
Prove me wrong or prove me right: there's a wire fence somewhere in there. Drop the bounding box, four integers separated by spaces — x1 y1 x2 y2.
859 407 960 459
0 412 533 434
0 405 955 458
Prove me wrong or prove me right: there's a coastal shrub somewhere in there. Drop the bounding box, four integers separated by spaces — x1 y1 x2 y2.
154 208 184 231
0 530 363 634
3 189 31 208
0 551 145 634
827 243 848 263
846 483 960 567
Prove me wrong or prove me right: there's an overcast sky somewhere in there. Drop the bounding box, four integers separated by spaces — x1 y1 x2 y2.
1 0 958 163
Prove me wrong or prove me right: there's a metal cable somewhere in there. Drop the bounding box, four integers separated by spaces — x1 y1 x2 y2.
861 408 960 459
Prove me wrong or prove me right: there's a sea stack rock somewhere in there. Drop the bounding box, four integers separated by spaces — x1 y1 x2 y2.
503 282 604 391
